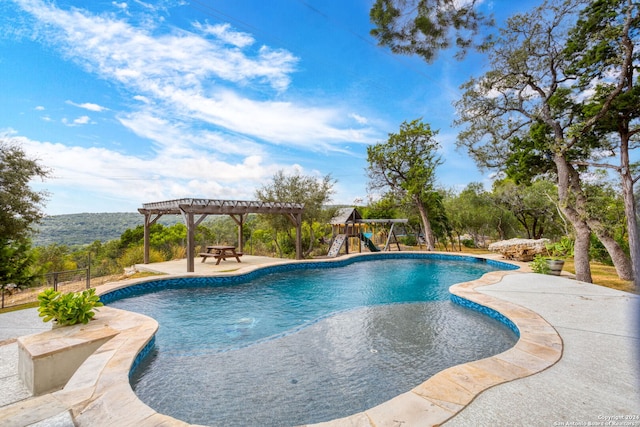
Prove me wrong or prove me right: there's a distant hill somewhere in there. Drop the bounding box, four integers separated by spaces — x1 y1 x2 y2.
32 212 182 247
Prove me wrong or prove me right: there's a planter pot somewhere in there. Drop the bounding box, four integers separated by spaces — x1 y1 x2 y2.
546 259 565 276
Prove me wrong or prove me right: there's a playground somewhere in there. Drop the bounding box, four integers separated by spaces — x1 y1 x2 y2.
327 208 409 257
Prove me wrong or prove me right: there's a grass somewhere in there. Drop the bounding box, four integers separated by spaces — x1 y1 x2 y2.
430 244 638 294
562 259 636 293
0 301 39 314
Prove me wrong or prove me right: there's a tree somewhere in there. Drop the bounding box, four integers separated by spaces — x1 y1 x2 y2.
255 170 336 258
454 0 634 283
567 0 640 288
367 119 443 250
369 0 492 62
492 179 563 240
0 139 50 290
0 139 50 241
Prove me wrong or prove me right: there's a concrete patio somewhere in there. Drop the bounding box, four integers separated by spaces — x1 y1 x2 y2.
0 254 638 426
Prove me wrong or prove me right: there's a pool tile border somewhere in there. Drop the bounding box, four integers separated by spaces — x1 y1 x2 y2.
0 253 563 427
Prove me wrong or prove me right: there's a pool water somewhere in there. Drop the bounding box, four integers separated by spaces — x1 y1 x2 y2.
107 256 518 426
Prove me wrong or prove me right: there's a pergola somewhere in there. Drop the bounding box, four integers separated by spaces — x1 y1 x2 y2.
138 198 305 272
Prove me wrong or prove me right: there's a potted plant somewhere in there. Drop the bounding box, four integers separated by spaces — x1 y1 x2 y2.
530 254 552 274
530 237 573 275
37 288 104 327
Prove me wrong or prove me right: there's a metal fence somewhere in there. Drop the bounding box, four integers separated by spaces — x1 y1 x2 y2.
1 267 96 309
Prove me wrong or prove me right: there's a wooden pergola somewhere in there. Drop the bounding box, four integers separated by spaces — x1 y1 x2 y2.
138 199 305 272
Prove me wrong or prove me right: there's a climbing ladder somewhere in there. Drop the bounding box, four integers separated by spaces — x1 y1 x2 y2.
327 234 347 258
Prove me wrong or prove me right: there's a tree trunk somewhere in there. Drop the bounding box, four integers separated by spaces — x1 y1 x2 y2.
273 231 283 258
554 153 593 283
566 160 633 281
588 220 634 281
304 223 314 258
619 130 640 288
414 194 435 250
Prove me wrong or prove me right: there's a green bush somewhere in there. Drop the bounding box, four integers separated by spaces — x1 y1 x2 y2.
400 235 418 246
462 239 476 248
530 255 551 274
37 288 104 326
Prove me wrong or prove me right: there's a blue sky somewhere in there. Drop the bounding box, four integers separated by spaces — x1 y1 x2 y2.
1 0 537 215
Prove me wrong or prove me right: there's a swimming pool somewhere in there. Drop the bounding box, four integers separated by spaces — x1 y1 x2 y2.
103 253 519 426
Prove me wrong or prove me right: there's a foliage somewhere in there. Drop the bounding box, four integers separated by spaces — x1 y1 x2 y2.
361 194 400 219
443 183 501 247
0 139 50 290
461 239 476 248
530 255 552 274
0 237 40 290
546 237 575 259
452 0 638 284
255 170 336 257
37 288 103 326
34 244 77 273
117 246 164 268
0 139 51 242
492 179 563 240
369 0 492 62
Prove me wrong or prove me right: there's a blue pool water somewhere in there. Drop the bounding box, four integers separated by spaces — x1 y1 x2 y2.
105 254 518 426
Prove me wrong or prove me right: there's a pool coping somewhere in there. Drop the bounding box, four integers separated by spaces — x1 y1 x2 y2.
0 252 562 427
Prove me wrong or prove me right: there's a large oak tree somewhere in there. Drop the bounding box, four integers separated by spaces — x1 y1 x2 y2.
454 0 634 283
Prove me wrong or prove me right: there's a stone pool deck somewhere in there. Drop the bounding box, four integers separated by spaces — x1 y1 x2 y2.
0 253 638 426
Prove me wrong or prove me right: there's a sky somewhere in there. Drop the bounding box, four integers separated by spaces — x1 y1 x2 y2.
1 0 539 215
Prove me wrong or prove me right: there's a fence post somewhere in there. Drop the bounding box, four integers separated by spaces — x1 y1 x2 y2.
53 273 58 292
86 253 91 290
1 289 4 309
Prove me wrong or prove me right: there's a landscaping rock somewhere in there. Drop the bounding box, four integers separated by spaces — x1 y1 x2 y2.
488 238 550 261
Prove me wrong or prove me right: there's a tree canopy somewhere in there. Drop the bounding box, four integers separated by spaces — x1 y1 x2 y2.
0 139 50 241
453 0 637 284
369 0 492 62
0 139 51 289
255 170 336 257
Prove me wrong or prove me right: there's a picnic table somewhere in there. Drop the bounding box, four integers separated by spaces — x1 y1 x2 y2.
199 245 243 265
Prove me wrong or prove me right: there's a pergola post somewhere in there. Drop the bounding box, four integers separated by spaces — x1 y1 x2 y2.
140 212 163 264
229 214 245 254
143 213 150 264
295 212 302 260
185 211 195 273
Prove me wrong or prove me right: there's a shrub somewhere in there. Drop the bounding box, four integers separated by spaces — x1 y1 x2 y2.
400 235 418 246
462 239 476 248
37 288 104 326
530 255 551 274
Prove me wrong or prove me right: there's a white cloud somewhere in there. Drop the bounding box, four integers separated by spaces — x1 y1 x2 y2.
194 22 254 48
349 113 369 125
13 0 376 151
15 133 286 208
117 108 265 157
62 115 92 126
66 100 108 112
35 105 45 110
16 0 297 91
73 115 91 125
